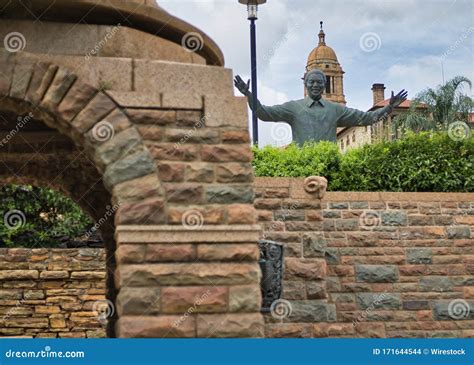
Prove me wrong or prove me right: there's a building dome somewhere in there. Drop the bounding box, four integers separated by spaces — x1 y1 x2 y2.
307 45 338 67
306 22 339 68
305 22 346 104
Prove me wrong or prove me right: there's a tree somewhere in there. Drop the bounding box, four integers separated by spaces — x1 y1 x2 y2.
0 185 92 247
393 76 473 135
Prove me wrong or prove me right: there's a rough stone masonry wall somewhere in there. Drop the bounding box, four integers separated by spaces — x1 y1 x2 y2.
0 248 106 338
113 98 263 337
255 177 474 338
0 48 263 337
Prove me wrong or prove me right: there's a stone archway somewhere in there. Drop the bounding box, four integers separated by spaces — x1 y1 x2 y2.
0 51 162 337
1 48 264 338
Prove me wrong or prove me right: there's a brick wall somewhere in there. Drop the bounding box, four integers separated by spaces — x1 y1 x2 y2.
0 248 106 338
255 177 474 338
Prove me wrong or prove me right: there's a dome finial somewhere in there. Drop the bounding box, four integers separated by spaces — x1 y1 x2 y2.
318 21 325 46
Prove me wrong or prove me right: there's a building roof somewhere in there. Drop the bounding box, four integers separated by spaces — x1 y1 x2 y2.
307 45 338 63
369 98 428 111
337 98 426 137
306 22 339 66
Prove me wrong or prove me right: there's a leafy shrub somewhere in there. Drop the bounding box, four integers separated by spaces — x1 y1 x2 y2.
253 133 473 192
0 185 92 248
252 141 341 178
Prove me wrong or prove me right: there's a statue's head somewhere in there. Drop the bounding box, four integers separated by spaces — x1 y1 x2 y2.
304 69 325 100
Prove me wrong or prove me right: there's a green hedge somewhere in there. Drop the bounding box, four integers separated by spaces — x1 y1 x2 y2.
0 185 92 248
252 133 474 192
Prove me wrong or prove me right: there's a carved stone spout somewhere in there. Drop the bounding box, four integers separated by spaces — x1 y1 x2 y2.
303 176 328 199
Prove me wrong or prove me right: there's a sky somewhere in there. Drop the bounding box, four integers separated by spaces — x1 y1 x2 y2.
159 0 473 146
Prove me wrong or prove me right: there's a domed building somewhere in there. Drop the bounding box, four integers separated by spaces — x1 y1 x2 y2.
305 22 346 104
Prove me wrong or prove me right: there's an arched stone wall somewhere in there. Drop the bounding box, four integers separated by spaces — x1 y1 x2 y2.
0 50 161 337
0 49 264 338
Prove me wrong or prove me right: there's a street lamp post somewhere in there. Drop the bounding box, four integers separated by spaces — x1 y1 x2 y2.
239 0 266 145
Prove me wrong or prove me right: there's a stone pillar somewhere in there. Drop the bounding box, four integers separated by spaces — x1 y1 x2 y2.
106 60 265 338
114 225 264 337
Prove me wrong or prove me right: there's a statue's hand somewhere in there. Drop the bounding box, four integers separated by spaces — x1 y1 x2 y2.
389 89 408 109
234 75 251 96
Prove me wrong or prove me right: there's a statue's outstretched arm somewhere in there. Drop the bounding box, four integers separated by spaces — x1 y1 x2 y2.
234 75 294 123
337 89 408 127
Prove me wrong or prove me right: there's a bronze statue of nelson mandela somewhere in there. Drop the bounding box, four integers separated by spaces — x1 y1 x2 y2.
234 69 407 145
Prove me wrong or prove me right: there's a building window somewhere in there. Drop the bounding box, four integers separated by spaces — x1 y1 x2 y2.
352 132 356 142
325 76 331 94
341 140 344 149
346 136 350 146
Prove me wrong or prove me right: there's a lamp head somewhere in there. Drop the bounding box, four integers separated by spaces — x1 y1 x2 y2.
238 0 267 19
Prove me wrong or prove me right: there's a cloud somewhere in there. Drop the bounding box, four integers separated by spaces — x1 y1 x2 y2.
158 0 473 145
